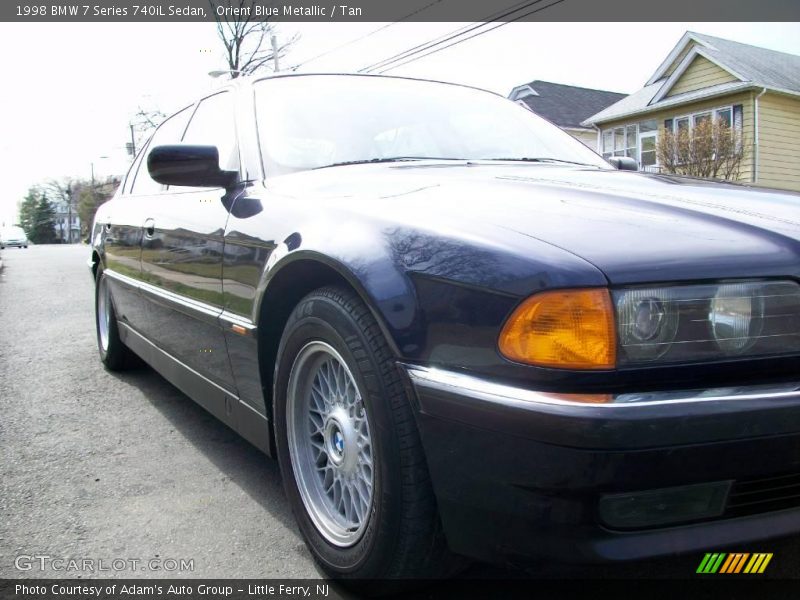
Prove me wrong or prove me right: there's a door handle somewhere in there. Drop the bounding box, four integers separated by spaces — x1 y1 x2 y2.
143 218 155 238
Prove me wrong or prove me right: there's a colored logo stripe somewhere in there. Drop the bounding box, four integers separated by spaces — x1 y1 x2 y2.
697 552 773 574
719 553 749 573
697 553 726 573
743 553 773 574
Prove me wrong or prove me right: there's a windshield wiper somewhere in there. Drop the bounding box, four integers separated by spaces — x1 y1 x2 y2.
313 157 464 170
481 157 598 167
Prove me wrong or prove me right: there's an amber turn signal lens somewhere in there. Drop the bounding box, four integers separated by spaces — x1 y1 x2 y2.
499 288 616 369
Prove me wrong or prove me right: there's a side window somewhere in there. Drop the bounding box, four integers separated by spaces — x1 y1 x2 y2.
181 92 239 173
130 106 192 196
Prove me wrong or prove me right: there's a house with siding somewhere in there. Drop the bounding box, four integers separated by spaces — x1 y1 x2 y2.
508 81 625 148
583 32 800 192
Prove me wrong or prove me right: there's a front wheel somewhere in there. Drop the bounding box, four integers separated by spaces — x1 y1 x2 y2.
274 286 457 581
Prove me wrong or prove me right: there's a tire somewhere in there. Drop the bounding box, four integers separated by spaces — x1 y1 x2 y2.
95 265 137 371
274 286 458 583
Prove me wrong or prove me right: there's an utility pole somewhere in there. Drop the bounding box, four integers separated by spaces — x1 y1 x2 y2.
271 34 280 72
129 124 137 158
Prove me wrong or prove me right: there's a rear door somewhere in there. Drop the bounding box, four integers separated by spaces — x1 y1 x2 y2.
137 90 240 392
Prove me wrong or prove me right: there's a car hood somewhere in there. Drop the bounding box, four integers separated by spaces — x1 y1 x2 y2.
270 162 800 285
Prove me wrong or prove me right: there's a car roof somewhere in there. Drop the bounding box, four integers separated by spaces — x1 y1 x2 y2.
224 71 503 99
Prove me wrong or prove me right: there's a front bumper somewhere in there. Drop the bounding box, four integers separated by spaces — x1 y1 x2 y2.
406 366 800 564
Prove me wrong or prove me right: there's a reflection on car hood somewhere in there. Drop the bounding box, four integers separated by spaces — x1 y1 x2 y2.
271 162 800 284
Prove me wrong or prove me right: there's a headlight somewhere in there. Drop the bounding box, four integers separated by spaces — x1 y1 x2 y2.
709 283 764 355
617 289 679 362
614 280 800 366
499 280 800 370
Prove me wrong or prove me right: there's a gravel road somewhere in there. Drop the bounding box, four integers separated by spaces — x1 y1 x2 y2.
1 245 798 585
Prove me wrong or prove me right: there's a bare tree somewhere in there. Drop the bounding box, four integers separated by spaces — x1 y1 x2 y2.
129 105 167 157
209 0 298 78
656 119 747 181
42 178 77 243
133 106 166 131
42 178 75 211
78 176 121 239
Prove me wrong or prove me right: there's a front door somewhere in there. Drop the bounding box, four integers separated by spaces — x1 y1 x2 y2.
136 91 240 392
639 131 657 172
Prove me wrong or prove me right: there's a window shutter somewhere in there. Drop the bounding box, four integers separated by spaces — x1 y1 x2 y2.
733 104 743 131
733 104 744 151
664 118 673 132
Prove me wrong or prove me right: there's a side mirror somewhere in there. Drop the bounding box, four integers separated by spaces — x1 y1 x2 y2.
608 156 638 171
147 144 238 188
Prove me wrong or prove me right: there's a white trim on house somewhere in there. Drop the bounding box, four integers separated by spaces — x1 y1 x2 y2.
649 46 747 105
508 84 539 101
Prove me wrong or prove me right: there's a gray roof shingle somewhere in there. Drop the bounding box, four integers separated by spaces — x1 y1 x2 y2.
693 32 800 94
511 81 626 129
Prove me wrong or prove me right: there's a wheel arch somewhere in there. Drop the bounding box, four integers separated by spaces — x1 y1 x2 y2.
255 254 406 434
90 250 101 279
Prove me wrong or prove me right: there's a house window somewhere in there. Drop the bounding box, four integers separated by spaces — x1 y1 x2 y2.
640 119 658 133
670 105 740 135
669 105 743 154
602 124 638 160
693 112 711 127
602 130 613 158
715 107 732 128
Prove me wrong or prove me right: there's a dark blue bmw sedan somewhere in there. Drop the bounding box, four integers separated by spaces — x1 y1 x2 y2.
90 73 800 581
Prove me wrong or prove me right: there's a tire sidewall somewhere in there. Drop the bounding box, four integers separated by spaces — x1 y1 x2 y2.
95 267 111 363
95 265 128 369
274 292 403 578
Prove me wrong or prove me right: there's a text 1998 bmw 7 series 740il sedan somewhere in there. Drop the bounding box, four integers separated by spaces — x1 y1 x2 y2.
90 73 800 580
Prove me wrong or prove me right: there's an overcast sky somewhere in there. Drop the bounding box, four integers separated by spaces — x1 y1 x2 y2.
1 21 799 225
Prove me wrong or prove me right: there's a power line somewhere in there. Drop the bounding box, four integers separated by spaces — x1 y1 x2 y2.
373 0 567 75
287 0 445 71
359 0 547 74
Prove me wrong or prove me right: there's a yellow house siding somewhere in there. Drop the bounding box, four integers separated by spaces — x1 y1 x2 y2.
666 56 738 98
564 128 598 149
598 92 755 184
757 92 800 192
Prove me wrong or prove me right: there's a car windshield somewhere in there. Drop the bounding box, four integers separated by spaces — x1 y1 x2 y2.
254 75 610 176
